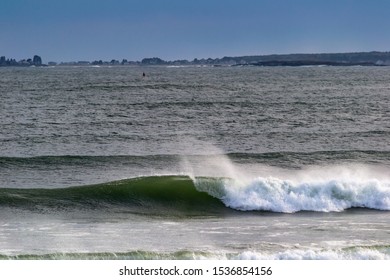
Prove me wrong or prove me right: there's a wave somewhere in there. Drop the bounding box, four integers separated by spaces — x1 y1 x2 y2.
0 176 231 216
1 174 390 214
2 246 390 260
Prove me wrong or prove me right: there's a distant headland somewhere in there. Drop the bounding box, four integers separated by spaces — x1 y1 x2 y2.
2 51 390 67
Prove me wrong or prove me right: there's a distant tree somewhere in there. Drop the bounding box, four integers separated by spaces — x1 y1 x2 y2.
141 57 166 65
92 60 103 65
110 59 119 65
33 55 42 65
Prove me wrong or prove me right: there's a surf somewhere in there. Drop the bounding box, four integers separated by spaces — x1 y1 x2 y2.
2 246 390 260
1 173 390 214
218 176 390 213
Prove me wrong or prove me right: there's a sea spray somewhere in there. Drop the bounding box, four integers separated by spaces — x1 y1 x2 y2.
178 139 252 185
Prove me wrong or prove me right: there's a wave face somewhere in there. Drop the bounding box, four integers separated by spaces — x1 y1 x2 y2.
0 176 229 216
1 175 390 214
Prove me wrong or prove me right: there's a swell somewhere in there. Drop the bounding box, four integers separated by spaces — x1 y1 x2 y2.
1 150 389 167
0 176 230 216
229 150 390 166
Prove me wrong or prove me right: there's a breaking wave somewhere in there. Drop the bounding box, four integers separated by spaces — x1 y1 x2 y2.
216 176 390 213
0 174 389 214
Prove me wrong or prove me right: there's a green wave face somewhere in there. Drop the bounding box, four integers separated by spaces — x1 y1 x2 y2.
0 176 231 216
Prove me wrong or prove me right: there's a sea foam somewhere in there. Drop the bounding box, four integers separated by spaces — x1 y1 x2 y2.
233 248 390 260
220 176 390 213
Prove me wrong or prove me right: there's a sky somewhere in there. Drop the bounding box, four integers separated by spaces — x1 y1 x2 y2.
1 0 390 62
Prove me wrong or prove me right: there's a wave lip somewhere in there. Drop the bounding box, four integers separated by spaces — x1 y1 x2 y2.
221 177 390 213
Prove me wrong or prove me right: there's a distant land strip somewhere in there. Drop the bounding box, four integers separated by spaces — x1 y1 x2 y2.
1 51 390 67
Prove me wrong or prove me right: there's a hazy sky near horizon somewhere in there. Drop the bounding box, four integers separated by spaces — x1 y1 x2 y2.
1 0 390 62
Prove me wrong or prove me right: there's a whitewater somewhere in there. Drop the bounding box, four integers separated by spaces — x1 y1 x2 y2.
0 65 389 260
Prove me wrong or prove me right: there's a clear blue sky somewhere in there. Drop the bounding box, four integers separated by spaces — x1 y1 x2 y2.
1 0 390 62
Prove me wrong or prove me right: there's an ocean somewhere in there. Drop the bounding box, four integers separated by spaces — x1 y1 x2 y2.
0 65 389 260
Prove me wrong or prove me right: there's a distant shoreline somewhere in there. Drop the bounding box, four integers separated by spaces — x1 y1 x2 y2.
1 51 390 67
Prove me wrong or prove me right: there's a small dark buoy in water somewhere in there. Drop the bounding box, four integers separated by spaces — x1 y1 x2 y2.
142 72 146 77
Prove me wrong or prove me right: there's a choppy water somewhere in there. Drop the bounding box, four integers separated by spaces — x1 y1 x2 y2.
0 65 389 259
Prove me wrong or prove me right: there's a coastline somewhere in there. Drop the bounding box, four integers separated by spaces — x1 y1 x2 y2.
2 50 390 67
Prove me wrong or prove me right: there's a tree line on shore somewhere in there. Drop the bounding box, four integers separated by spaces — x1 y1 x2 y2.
0 55 42 66
2 51 390 67
52 51 390 66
